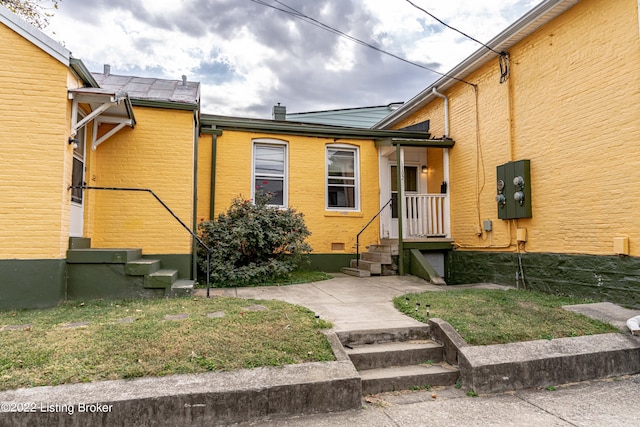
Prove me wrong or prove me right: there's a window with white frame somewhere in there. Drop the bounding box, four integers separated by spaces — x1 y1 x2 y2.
252 140 287 207
326 145 359 210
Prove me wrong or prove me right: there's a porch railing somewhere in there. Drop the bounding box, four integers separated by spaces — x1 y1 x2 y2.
404 194 447 238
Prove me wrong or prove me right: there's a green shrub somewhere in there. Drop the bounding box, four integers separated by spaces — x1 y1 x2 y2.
198 193 312 287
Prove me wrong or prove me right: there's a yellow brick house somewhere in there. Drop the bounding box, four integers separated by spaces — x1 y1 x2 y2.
377 0 640 307
198 112 453 275
0 5 200 309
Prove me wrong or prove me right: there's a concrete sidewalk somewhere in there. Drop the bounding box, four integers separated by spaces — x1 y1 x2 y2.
195 273 508 331
241 374 640 426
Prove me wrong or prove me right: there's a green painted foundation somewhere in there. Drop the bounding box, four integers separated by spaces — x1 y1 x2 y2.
447 250 640 309
307 253 354 272
0 259 66 311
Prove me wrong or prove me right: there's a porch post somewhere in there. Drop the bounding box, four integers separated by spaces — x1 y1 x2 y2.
396 144 405 275
443 148 451 237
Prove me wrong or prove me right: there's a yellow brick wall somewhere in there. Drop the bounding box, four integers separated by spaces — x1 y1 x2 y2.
0 22 75 259
396 0 640 256
86 107 195 254
197 130 381 253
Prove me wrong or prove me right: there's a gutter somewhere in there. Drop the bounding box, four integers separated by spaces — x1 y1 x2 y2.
201 115 439 141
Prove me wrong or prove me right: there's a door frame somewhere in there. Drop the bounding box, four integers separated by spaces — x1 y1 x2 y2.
69 113 87 237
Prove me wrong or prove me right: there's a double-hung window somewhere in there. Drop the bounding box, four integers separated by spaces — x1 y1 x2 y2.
253 140 287 207
326 145 359 210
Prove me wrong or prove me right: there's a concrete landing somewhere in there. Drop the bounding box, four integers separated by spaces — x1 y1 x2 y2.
563 301 639 333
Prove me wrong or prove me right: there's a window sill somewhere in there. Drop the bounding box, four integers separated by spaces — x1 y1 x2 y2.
324 211 363 218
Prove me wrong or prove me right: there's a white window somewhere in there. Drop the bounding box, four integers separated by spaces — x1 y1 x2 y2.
326 145 359 210
252 140 287 207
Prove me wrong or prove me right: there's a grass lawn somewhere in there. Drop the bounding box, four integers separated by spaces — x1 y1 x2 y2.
394 289 619 345
0 296 334 391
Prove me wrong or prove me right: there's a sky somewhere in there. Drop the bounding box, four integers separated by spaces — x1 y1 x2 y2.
44 0 539 118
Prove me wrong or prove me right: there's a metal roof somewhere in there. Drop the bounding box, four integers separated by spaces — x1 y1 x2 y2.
92 72 200 110
286 103 404 128
375 0 581 129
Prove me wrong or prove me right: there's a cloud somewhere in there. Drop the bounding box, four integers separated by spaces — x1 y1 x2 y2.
46 0 533 118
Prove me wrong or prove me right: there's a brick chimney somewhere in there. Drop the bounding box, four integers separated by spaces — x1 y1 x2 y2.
272 103 286 120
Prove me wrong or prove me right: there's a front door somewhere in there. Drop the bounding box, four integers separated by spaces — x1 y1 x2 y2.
390 164 418 238
69 119 86 237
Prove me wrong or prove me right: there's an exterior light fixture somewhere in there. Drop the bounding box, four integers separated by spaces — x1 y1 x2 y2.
421 165 428 173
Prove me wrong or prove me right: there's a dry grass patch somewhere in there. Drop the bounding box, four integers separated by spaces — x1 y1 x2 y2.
0 297 334 391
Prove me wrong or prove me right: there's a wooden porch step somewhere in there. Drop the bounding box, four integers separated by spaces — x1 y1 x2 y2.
350 259 381 275
362 251 392 264
340 267 371 277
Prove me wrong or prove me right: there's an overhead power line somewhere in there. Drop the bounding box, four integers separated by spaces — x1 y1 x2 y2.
404 0 510 82
248 0 476 86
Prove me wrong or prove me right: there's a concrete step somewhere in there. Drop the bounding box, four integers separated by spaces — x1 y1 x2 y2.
66 248 142 264
170 279 194 297
340 267 371 277
349 259 381 275
360 364 460 395
346 340 444 370
361 251 393 264
337 326 431 347
366 244 392 254
126 259 161 276
145 269 178 289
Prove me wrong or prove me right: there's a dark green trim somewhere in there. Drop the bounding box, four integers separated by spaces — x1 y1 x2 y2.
307 254 354 272
408 249 439 282
200 114 454 145
376 137 455 148
403 241 454 251
210 134 217 220
448 251 640 309
0 259 65 310
131 99 199 111
396 144 405 275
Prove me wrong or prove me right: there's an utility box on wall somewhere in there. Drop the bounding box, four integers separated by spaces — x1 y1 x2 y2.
496 160 532 219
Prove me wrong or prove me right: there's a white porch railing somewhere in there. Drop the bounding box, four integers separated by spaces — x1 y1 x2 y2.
404 194 447 238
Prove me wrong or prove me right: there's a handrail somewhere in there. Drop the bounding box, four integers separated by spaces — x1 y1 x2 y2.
69 185 213 298
355 198 393 269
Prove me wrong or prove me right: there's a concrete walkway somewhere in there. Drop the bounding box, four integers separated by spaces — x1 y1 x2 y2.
195 273 508 331
241 374 640 426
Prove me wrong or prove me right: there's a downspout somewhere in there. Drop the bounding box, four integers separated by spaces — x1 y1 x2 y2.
192 110 199 281
432 87 452 238
209 133 217 220
431 87 449 137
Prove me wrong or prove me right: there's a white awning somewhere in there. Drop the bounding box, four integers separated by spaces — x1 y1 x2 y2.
68 88 136 150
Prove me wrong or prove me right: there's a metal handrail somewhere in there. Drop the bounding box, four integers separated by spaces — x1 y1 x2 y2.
69 185 213 297
355 198 393 269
